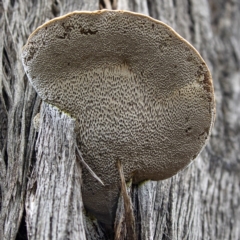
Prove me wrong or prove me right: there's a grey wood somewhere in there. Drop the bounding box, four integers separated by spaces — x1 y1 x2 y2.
126 1 240 239
0 1 99 240
26 103 86 240
0 0 239 239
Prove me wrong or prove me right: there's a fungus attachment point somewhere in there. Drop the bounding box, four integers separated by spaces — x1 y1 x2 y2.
22 10 215 224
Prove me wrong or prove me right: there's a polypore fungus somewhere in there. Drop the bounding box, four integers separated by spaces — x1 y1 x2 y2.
22 10 215 224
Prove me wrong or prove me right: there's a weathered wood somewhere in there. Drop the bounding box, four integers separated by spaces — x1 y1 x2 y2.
0 0 239 239
127 1 240 239
26 103 86 240
0 1 99 240
114 161 136 240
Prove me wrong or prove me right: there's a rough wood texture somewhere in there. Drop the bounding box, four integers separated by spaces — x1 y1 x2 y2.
0 0 239 239
26 103 86 240
114 161 136 240
0 1 99 240
126 0 240 239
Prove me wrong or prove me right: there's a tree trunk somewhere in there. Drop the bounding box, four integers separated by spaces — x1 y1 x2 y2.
0 0 239 240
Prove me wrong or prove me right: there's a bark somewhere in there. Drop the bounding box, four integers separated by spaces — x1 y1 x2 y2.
0 1 99 240
0 0 239 240
26 103 86 240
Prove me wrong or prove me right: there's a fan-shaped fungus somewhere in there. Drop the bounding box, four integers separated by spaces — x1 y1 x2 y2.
22 10 215 224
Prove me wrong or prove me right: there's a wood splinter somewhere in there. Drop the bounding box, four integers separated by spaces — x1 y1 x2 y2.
76 144 104 186
114 160 136 240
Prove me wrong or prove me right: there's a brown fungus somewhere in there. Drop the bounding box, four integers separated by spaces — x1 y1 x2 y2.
22 10 215 224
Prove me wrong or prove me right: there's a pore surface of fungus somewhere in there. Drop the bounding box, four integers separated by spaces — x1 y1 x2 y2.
22 10 215 224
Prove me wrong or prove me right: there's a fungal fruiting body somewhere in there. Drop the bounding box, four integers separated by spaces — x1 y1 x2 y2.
22 10 215 224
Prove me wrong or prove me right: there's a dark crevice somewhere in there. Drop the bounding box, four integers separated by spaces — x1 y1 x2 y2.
16 208 28 240
187 0 195 36
98 222 113 239
132 184 141 239
3 48 12 78
3 148 8 168
2 87 10 111
51 0 60 17
99 0 116 10
3 47 11 68
99 0 106 8
17 114 22 137
0 95 8 151
23 74 29 92
10 0 15 7
172 0 176 7
147 0 153 17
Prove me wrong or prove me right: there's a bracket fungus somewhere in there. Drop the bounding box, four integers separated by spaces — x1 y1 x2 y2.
22 10 215 224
